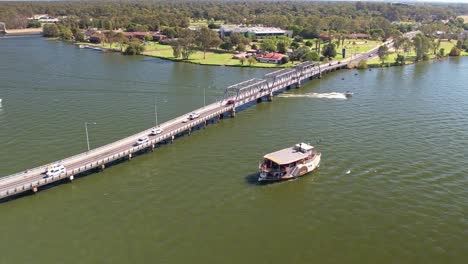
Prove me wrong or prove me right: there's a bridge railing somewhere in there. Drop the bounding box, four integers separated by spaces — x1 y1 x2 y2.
0 99 225 184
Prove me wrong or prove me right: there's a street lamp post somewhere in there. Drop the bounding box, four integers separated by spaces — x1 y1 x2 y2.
85 122 97 151
154 97 158 127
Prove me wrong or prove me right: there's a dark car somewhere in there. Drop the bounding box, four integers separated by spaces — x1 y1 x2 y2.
226 99 235 105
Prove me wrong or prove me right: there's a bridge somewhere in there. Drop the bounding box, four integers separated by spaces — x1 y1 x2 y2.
0 22 43 37
0 34 410 201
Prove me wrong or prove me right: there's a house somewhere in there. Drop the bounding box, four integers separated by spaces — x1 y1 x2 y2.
123 31 166 41
28 14 59 23
256 52 288 64
89 34 103 43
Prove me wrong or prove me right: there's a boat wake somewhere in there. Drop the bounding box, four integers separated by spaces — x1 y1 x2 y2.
279 92 348 100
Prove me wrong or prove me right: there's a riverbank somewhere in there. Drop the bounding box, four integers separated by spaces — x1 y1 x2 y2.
75 38 467 70
365 39 468 68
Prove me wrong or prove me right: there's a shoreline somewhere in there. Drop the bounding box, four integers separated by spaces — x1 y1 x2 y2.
73 40 467 70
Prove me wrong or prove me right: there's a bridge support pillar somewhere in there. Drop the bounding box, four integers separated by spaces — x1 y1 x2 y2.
219 114 224 120
100 164 106 170
296 82 301 88
32 186 38 193
257 97 262 103
128 153 132 160
267 92 273 102
230 108 236 118
171 135 175 143
69 175 75 181
204 120 207 129
151 144 155 152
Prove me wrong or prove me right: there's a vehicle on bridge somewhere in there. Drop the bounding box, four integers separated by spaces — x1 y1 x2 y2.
225 99 235 105
258 143 321 182
135 136 149 146
45 164 66 178
150 127 163 135
189 112 200 119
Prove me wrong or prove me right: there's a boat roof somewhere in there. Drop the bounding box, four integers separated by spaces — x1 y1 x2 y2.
263 143 314 165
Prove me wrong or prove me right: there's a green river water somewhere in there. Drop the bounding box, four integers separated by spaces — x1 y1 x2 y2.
0 37 467 263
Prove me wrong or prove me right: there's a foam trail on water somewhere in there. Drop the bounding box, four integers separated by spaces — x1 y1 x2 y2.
279 92 348 100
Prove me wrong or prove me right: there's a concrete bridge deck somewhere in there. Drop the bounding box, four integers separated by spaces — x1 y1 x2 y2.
0 34 411 201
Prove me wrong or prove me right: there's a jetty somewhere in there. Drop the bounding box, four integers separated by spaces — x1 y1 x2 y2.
0 33 415 201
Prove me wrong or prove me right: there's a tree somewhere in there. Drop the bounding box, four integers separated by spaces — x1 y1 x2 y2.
114 32 129 52
303 51 319 61
322 43 337 58
43 24 60 37
280 56 290 64
449 46 461 56
378 45 389 65
247 56 257 66
239 57 246 65
145 35 153 42
438 48 445 58
290 46 309 62
220 37 234 51
277 42 287 54
124 41 145 55
413 34 431 61
305 41 313 47
433 38 441 55
395 54 406 66
196 27 222 59
260 38 277 52
59 27 73 41
236 43 246 51
290 41 300 49
27 20 41 28
179 29 196 60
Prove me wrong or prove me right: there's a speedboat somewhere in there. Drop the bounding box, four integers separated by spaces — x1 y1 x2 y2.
344 91 353 98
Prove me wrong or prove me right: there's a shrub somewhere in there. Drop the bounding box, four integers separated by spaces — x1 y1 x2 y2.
449 46 461 56
280 56 290 64
357 60 368 69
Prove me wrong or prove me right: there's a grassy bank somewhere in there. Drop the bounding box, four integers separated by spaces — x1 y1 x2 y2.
366 40 467 67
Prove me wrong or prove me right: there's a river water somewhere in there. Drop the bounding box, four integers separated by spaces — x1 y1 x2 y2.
0 37 467 263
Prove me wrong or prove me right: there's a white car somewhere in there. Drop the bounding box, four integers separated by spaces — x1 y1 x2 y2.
182 117 190 123
188 112 200 120
150 127 163 135
135 136 149 146
45 164 66 178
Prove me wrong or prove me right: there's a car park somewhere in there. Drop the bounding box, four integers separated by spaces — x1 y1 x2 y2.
135 136 149 146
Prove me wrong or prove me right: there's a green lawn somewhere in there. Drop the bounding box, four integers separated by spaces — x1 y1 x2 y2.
144 47 298 68
366 39 468 67
302 38 382 61
80 38 467 68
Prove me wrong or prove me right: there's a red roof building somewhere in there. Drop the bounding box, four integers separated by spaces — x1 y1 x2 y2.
256 52 288 64
123 31 166 41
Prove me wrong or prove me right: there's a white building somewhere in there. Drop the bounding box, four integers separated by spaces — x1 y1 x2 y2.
219 25 292 39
